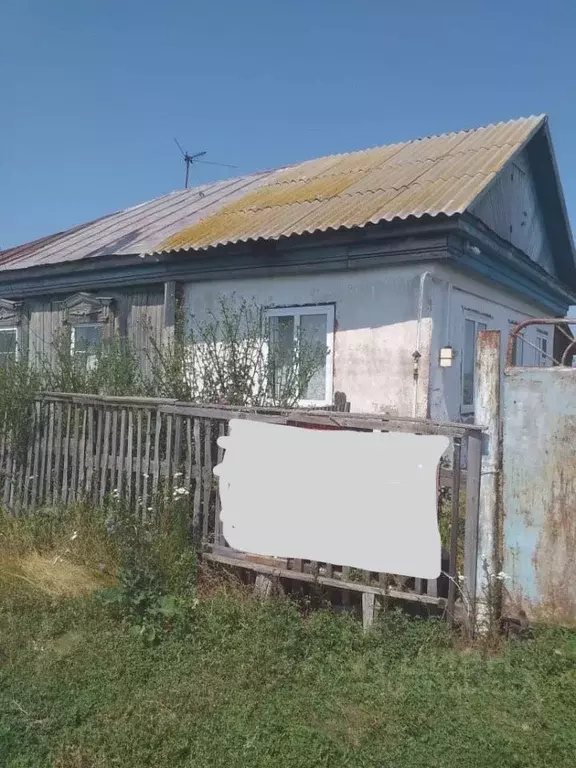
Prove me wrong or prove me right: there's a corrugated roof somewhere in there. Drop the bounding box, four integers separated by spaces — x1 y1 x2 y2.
0 115 546 272
0 171 276 271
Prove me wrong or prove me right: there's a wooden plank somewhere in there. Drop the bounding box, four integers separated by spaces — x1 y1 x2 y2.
202 419 213 543
38 401 49 506
214 421 225 546
93 408 104 505
22 407 36 511
141 410 152 517
40 393 481 437
324 562 333 578
151 409 162 502
44 401 55 503
126 409 134 506
85 405 96 500
31 401 42 507
99 409 112 505
52 402 63 504
110 408 118 493
70 407 80 503
164 413 173 487
203 552 443 606
117 408 127 499
362 592 377 630
60 402 72 505
173 415 182 481
447 438 463 625
78 408 88 499
341 565 351 607
135 409 143 515
192 418 202 542
464 432 482 616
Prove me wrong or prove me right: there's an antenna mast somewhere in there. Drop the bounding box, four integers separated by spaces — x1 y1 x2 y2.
174 138 238 189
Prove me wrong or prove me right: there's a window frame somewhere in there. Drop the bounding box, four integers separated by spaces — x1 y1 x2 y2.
536 330 550 368
509 320 526 367
70 322 102 371
265 303 335 407
461 311 488 414
0 326 19 364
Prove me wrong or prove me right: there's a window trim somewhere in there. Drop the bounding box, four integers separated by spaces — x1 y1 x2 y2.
265 303 335 407
461 312 488 414
0 326 19 363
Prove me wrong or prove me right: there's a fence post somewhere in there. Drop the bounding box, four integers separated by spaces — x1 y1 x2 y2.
473 330 502 629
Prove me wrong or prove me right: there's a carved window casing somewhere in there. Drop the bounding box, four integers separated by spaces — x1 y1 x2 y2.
63 293 114 370
0 299 25 362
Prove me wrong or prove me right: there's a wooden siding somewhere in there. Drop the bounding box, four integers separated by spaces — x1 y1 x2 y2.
471 149 556 277
26 287 165 369
28 299 65 367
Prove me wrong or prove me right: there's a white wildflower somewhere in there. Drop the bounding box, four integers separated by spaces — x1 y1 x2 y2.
70 531 78 542
147 506 153 512
142 473 149 479
496 571 509 581
173 472 183 478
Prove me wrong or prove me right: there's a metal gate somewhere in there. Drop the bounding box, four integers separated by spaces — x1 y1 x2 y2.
502 319 576 625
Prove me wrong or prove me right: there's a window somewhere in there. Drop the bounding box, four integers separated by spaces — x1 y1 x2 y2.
266 305 334 405
509 322 525 366
0 328 18 364
71 324 101 371
462 317 487 410
536 332 549 367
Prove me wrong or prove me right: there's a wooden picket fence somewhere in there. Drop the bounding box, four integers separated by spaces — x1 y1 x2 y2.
0 392 482 620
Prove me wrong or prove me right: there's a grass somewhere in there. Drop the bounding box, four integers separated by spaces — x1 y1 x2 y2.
1 507 576 767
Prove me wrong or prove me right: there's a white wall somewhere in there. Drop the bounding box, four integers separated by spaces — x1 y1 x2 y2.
427 263 554 422
183 264 433 416
184 262 555 422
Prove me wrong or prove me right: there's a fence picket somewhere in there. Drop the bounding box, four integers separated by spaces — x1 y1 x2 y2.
53 402 63 504
99 410 111 504
192 418 202 542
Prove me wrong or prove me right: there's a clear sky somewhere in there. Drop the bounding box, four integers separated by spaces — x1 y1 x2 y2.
1 0 576 251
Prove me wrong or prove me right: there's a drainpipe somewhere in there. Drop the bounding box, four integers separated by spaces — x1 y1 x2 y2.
413 270 433 417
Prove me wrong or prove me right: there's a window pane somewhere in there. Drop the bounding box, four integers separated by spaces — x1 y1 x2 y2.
299 313 328 401
268 315 295 398
462 319 475 407
74 325 101 352
73 325 101 371
0 329 17 363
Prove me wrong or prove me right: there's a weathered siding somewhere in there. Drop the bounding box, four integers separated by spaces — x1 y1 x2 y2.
471 149 556 276
27 287 165 370
183 265 433 416
428 263 553 422
28 299 65 367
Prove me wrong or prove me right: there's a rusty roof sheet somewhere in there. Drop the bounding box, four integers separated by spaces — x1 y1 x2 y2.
0 115 546 271
0 171 276 271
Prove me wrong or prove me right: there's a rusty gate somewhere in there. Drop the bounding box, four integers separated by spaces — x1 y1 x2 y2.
502 319 576 625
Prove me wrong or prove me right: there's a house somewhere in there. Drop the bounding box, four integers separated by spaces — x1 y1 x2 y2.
1 114 575 421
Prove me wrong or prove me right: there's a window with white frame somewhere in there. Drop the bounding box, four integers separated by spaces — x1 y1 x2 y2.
266 304 334 405
71 323 101 371
536 331 549 367
509 321 525 366
0 328 18 364
462 316 487 410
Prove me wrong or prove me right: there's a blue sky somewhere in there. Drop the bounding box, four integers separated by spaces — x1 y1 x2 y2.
1 0 576 251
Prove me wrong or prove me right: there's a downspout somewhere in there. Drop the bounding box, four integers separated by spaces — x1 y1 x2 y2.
413 270 433 417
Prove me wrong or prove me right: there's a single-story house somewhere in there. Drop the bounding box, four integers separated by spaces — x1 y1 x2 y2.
1 114 575 421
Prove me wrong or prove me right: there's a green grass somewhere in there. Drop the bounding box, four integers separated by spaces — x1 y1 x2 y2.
1 503 576 767
1 577 576 768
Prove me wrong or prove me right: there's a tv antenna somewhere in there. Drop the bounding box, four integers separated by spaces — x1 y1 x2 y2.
174 138 238 188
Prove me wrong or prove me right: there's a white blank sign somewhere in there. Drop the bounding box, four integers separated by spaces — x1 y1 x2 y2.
214 419 449 580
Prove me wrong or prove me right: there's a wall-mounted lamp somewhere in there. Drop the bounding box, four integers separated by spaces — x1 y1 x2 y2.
439 346 455 368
